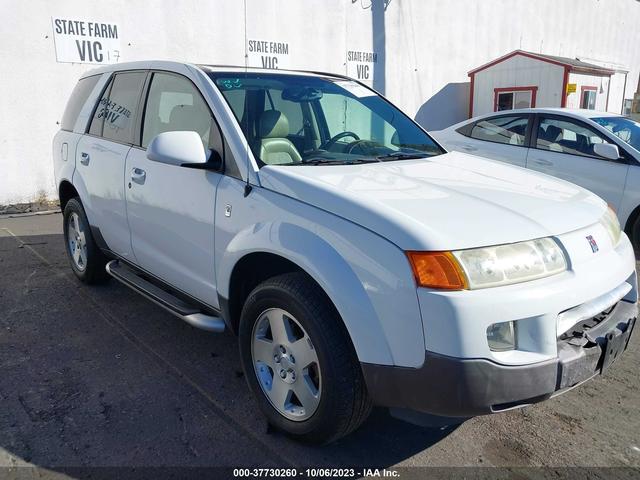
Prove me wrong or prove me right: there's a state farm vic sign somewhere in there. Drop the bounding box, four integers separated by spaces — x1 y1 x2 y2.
51 17 121 64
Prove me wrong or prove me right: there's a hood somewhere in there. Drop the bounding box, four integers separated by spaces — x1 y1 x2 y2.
258 151 606 251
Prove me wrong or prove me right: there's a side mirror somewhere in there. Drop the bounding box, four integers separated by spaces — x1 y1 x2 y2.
593 143 621 160
147 131 207 167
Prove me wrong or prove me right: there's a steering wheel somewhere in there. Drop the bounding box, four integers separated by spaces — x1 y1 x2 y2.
319 131 360 150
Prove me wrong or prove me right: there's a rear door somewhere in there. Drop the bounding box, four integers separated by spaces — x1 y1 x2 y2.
75 71 147 259
125 70 225 307
526 114 629 210
54 74 102 186
445 114 532 167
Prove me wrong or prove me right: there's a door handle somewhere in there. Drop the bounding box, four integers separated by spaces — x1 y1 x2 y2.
461 145 478 152
80 152 90 165
530 158 552 167
131 168 146 185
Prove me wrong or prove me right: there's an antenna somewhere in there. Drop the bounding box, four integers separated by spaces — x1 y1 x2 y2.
243 0 252 197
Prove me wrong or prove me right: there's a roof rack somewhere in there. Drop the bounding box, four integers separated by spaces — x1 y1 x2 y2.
197 64 354 81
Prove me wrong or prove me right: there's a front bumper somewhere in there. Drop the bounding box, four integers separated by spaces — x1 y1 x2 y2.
362 300 637 417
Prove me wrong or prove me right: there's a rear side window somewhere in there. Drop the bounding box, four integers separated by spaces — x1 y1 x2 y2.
60 75 100 132
88 71 146 143
467 115 529 146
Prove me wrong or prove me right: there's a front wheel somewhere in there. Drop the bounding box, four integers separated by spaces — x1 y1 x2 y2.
631 215 640 252
239 272 371 444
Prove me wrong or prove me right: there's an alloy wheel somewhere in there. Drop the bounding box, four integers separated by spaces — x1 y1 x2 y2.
67 212 88 271
251 308 322 421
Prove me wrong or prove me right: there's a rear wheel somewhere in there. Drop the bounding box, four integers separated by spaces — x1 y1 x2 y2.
239 272 371 444
63 198 109 284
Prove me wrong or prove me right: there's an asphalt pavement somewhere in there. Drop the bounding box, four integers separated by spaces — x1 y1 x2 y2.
1 213 639 478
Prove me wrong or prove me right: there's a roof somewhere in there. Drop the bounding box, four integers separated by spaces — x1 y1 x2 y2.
436 107 624 133
80 60 349 80
473 107 621 123
468 50 616 76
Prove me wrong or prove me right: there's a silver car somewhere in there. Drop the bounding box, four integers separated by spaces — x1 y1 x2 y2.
432 108 640 248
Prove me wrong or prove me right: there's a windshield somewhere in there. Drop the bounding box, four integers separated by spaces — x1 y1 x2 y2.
208 72 444 166
592 116 640 153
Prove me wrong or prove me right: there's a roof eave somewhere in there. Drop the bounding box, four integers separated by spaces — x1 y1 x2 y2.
569 66 615 76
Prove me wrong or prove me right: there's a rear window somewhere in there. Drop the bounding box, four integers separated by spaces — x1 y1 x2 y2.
60 75 100 132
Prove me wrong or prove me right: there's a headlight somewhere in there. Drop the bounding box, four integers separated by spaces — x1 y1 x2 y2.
407 237 567 290
453 238 567 289
601 206 621 246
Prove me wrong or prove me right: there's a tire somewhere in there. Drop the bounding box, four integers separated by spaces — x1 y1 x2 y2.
63 197 109 284
239 272 372 444
631 215 640 252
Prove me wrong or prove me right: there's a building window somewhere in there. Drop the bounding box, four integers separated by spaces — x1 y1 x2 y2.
580 87 597 110
493 87 537 112
622 99 632 116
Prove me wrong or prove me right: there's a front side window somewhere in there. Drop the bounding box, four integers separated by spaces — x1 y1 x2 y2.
209 73 443 166
468 115 529 146
592 116 640 153
536 117 611 158
61 75 100 131
142 72 216 149
88 71 146 143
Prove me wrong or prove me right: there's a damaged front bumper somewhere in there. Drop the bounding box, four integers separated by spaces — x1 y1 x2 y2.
362 300 637 417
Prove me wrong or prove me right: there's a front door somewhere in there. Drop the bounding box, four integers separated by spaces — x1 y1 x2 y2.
125 71 224 308
526 115 629 210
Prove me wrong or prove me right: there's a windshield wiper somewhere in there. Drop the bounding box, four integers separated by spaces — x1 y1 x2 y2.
376 152 430 161
295 157 380 165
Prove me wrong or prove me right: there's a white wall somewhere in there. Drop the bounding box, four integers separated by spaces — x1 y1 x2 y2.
606 72 629 114
472 55 565 116
1 0 640 205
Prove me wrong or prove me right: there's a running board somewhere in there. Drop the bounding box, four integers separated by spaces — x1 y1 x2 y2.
105 260 225 333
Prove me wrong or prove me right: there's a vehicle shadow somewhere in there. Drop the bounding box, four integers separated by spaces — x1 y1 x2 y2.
414 82 470 132
304 409 461 467
0 231 459 472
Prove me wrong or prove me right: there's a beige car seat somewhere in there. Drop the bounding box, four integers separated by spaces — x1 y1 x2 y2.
257 110 302 165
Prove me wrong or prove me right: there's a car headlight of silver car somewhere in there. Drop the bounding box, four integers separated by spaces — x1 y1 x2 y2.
600 206 621 247
452 237 567 289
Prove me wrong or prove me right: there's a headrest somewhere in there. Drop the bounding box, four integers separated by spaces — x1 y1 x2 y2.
169 104 211 136
543 125 562 143
259 110 289 139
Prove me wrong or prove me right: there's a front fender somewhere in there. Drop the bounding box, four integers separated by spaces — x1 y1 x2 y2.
217 221 397 366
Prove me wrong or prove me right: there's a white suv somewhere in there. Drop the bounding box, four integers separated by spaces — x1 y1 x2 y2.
54 61 637 444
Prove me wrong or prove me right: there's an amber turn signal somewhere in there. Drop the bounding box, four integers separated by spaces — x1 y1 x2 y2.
406 251 468 290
